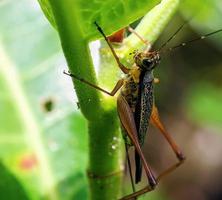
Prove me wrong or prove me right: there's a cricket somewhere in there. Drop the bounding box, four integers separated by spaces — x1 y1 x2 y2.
64 21 222 200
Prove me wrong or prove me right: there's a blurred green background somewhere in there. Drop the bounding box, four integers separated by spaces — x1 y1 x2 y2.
0 0 222 200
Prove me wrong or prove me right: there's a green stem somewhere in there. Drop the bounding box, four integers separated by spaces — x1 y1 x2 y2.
123 0 180 55
48 1 123 199
48 0 102 120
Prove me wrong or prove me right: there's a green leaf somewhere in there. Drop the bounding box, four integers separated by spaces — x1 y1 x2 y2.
0 162 30 200
38 0 161 40
0 1 88 199
38 0 57 28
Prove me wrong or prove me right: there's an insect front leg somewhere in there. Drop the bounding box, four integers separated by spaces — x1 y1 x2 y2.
94 22 130 74
128 26 150 48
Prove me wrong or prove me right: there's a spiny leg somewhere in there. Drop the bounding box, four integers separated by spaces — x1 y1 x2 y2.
117 95 157 200
94 22 129 74
64 70 124 96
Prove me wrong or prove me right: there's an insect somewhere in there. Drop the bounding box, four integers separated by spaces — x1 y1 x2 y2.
64 21 222 200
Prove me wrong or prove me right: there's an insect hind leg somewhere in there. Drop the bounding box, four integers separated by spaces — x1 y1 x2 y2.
150 105 186 180
156 158 185 182
151 105 185 161
119 106 186 200
119 158 185 200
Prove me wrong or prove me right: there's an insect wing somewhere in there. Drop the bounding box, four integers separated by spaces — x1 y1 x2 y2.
138 72 154 145
117 95 139 141
134 71 154 183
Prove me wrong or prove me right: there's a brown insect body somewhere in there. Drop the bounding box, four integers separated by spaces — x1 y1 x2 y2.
65 21 222 199
120 68 140 146
120 51 160 183
64 21 219 199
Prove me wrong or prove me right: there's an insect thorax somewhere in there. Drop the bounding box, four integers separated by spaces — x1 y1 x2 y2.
120 68 141 113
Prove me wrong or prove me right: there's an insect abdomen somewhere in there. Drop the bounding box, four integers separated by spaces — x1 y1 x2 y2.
120 76 139 112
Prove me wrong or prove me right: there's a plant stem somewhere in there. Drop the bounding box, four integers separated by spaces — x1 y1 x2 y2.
48 1 123 199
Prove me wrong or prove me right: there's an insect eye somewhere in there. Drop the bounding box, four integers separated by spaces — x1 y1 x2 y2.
142 59 152 66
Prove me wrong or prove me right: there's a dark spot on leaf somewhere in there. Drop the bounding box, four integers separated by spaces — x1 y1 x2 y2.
42 98 55 112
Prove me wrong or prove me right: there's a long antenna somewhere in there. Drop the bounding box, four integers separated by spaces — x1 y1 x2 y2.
166 28 222 52
158 20 189 51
